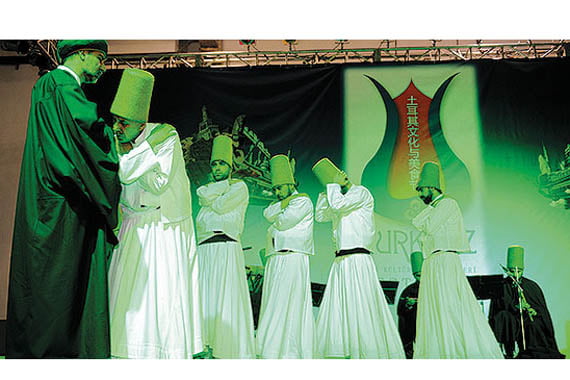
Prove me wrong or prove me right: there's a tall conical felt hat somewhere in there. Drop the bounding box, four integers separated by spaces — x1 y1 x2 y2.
211 135 233 166
312 158 343 186
270 154 295 187
416 161 442 191
111 68 155 123
507 245 524 269
410 251 424 274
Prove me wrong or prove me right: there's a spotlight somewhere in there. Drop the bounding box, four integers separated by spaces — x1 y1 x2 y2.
283 40 297 51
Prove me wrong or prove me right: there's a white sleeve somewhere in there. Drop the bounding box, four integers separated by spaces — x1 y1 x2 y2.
210 181 249 214
273 196 312 231
414 199 461 236
263 201 282 223
326 184 370 214
119 133 177 195
411 204 432 232
315 192 333 222
197 180 230 207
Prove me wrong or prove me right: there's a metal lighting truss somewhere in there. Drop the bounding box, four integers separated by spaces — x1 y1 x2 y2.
33 40 568 70
34 40 59 67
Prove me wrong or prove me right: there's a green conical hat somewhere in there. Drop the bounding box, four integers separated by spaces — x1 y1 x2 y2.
507 245 524 269
270 155 295 187
111 68 154 123
410 251 424 274
56 40 108 63
312 158 343 186
416 161 442 191
211 135 233 166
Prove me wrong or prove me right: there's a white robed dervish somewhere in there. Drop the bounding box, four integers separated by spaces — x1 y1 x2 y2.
256 154 315 358
108 69 202 359
195 135 255 359
313 158 405 359
412 162 503 359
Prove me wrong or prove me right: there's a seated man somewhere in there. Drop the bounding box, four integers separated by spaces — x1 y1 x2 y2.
489 245 565 359
397 251 423 359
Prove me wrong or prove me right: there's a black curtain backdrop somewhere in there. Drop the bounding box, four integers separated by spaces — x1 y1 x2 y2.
87 65 343 198
477 58 570 171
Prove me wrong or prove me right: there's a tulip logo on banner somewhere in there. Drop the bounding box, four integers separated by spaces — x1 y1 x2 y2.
362 74 472 222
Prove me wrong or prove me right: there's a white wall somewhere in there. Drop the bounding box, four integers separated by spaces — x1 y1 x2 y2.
107 40 177 54
0 64 36 319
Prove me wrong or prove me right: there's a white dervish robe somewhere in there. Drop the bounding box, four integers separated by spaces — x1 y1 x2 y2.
412 195 503 358
314 184 405 359
196 178 255 359
256 192 315 358
108 123 202 359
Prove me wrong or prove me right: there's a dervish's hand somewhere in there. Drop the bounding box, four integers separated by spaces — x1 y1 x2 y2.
115 135 133 155
405 297 418 309
281 195 293 209
528 307 538 320
119 142 133 154
148 124 176 153
333 170 349 186
521 299 538 321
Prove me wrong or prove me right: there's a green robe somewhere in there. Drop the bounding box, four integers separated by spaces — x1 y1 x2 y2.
6 68 120 358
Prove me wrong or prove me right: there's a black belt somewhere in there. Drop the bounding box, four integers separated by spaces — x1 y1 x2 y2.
335 248 370 257
140 205 160 210
431 249 458 254
199 234 236 245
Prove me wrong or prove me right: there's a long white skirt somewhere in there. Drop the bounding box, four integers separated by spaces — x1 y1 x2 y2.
198 241 255 359
256 252 315 358
108 211 203 359
315 254 405 359
413 251 503 359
